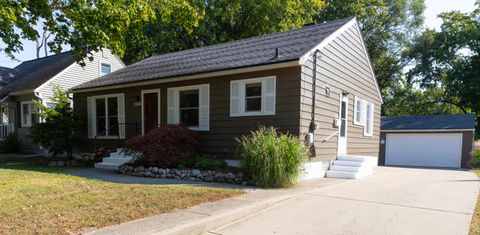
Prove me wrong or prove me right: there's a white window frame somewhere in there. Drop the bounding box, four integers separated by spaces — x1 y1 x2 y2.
167 84 209 131
230 76 276 117
87 93 125 139
99 62 112 76
353 96 374 137
20 101 35 127
364 102 374 137
141 89 161 135
353 96 366 126
1 106 9 124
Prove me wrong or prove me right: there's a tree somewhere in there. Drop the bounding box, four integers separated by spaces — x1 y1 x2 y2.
316 0 425 97
29 86 77 157
123 0 325 64
0 0 201 64
406 3 480 122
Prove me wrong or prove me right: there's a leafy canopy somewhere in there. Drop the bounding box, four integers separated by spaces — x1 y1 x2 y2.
317 0 425 97
0 0 201 65
406 2 480 119
123 0 325 64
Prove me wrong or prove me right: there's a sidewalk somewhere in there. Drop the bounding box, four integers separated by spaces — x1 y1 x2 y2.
83 176 345 235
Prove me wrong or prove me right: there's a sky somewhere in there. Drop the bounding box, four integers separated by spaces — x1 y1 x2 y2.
0 0 477 68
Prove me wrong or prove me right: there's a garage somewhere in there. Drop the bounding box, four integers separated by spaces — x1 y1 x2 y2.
379 114 476 168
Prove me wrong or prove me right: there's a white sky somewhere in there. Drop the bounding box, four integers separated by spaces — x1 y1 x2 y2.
0 0 477 68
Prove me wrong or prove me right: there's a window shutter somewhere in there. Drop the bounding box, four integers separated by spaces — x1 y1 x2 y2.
87 97 96 139
199 85 210 131
167 88 177 124
263 77 276 115
368 103 374 135
117 94 125 139
230 81 241 117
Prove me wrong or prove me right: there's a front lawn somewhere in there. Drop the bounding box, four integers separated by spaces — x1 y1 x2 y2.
470 170 480 235
0 163 242 234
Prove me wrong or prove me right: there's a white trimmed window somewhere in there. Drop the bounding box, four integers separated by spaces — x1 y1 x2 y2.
167 84 209 131
100 63 112 76
87 94 125 138
353 96 374 137
230 76 276 117
20 101 38 127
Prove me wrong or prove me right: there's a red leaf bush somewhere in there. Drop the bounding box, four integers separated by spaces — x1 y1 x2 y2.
123 124 198 167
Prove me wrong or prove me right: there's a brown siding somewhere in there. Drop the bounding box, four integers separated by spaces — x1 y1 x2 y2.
10 94 40 153
74 67 301 158
378 131 474 168
299 23 382 161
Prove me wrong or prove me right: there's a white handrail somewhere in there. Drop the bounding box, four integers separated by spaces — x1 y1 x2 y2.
322 130 339 142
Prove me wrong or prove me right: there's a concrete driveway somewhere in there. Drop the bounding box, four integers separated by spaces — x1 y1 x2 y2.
208 167 480 235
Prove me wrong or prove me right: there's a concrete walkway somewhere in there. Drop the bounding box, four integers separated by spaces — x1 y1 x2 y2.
80 167 479 235
208 167 480 235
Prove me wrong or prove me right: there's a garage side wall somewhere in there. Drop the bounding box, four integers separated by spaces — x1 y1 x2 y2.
379 131 474 168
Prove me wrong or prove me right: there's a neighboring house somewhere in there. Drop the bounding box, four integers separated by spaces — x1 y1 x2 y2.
0 49 125 153
72 17 382 179
379 114 476 168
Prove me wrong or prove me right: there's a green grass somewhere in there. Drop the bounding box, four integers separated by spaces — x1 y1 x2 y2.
0 161 242 234
470 170 480 235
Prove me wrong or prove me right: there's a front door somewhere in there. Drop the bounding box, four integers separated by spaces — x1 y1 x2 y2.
337 94 348 155
142 90 160 135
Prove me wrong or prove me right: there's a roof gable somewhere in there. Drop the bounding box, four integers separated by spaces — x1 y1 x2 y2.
74 17 355 90
0 51 74 98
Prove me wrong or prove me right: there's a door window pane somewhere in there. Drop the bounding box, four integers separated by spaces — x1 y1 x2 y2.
96 99 106 135
245 82 262 112
22 103 30 126
179 89 199 126
340 101 346 137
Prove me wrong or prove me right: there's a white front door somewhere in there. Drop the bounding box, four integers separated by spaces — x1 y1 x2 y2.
337 95 348 155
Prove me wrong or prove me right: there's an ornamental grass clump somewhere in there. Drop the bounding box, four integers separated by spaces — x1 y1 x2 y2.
236 127 309 188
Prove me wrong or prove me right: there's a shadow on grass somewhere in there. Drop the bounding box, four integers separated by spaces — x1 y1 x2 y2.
0 156 252 190
66 168 253 190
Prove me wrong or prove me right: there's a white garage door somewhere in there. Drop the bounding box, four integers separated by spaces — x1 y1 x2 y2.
385 133 462 168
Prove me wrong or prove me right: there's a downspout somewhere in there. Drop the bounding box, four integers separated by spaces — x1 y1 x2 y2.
306 50 320 149
309 49 320 134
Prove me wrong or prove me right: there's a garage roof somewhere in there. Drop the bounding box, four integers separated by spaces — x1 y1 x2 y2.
381 114 476 131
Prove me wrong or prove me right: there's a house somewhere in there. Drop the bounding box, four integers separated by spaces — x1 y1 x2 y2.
379 114 476 168
72 17 382 179
0 49 125 153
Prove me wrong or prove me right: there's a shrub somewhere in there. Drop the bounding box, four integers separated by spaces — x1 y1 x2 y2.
176 155 226 170
29 86 78 157
123 124 198 167
0 133 22 153
468 149 480 168
236 127 308 188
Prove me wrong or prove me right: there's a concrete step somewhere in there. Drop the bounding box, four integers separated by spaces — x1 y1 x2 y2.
332 160 370 167
94 162 123 170
329 165 372 173
109 152 130 158
337 155 378 166
325 170 365 179
102 157 133 164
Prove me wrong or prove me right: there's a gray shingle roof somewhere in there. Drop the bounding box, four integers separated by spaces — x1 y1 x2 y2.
0 51 74 99
0 66 19 87
74 17 354 90
381 114 477 130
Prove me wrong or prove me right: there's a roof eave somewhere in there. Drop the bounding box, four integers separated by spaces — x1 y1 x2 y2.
72 60 300 93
